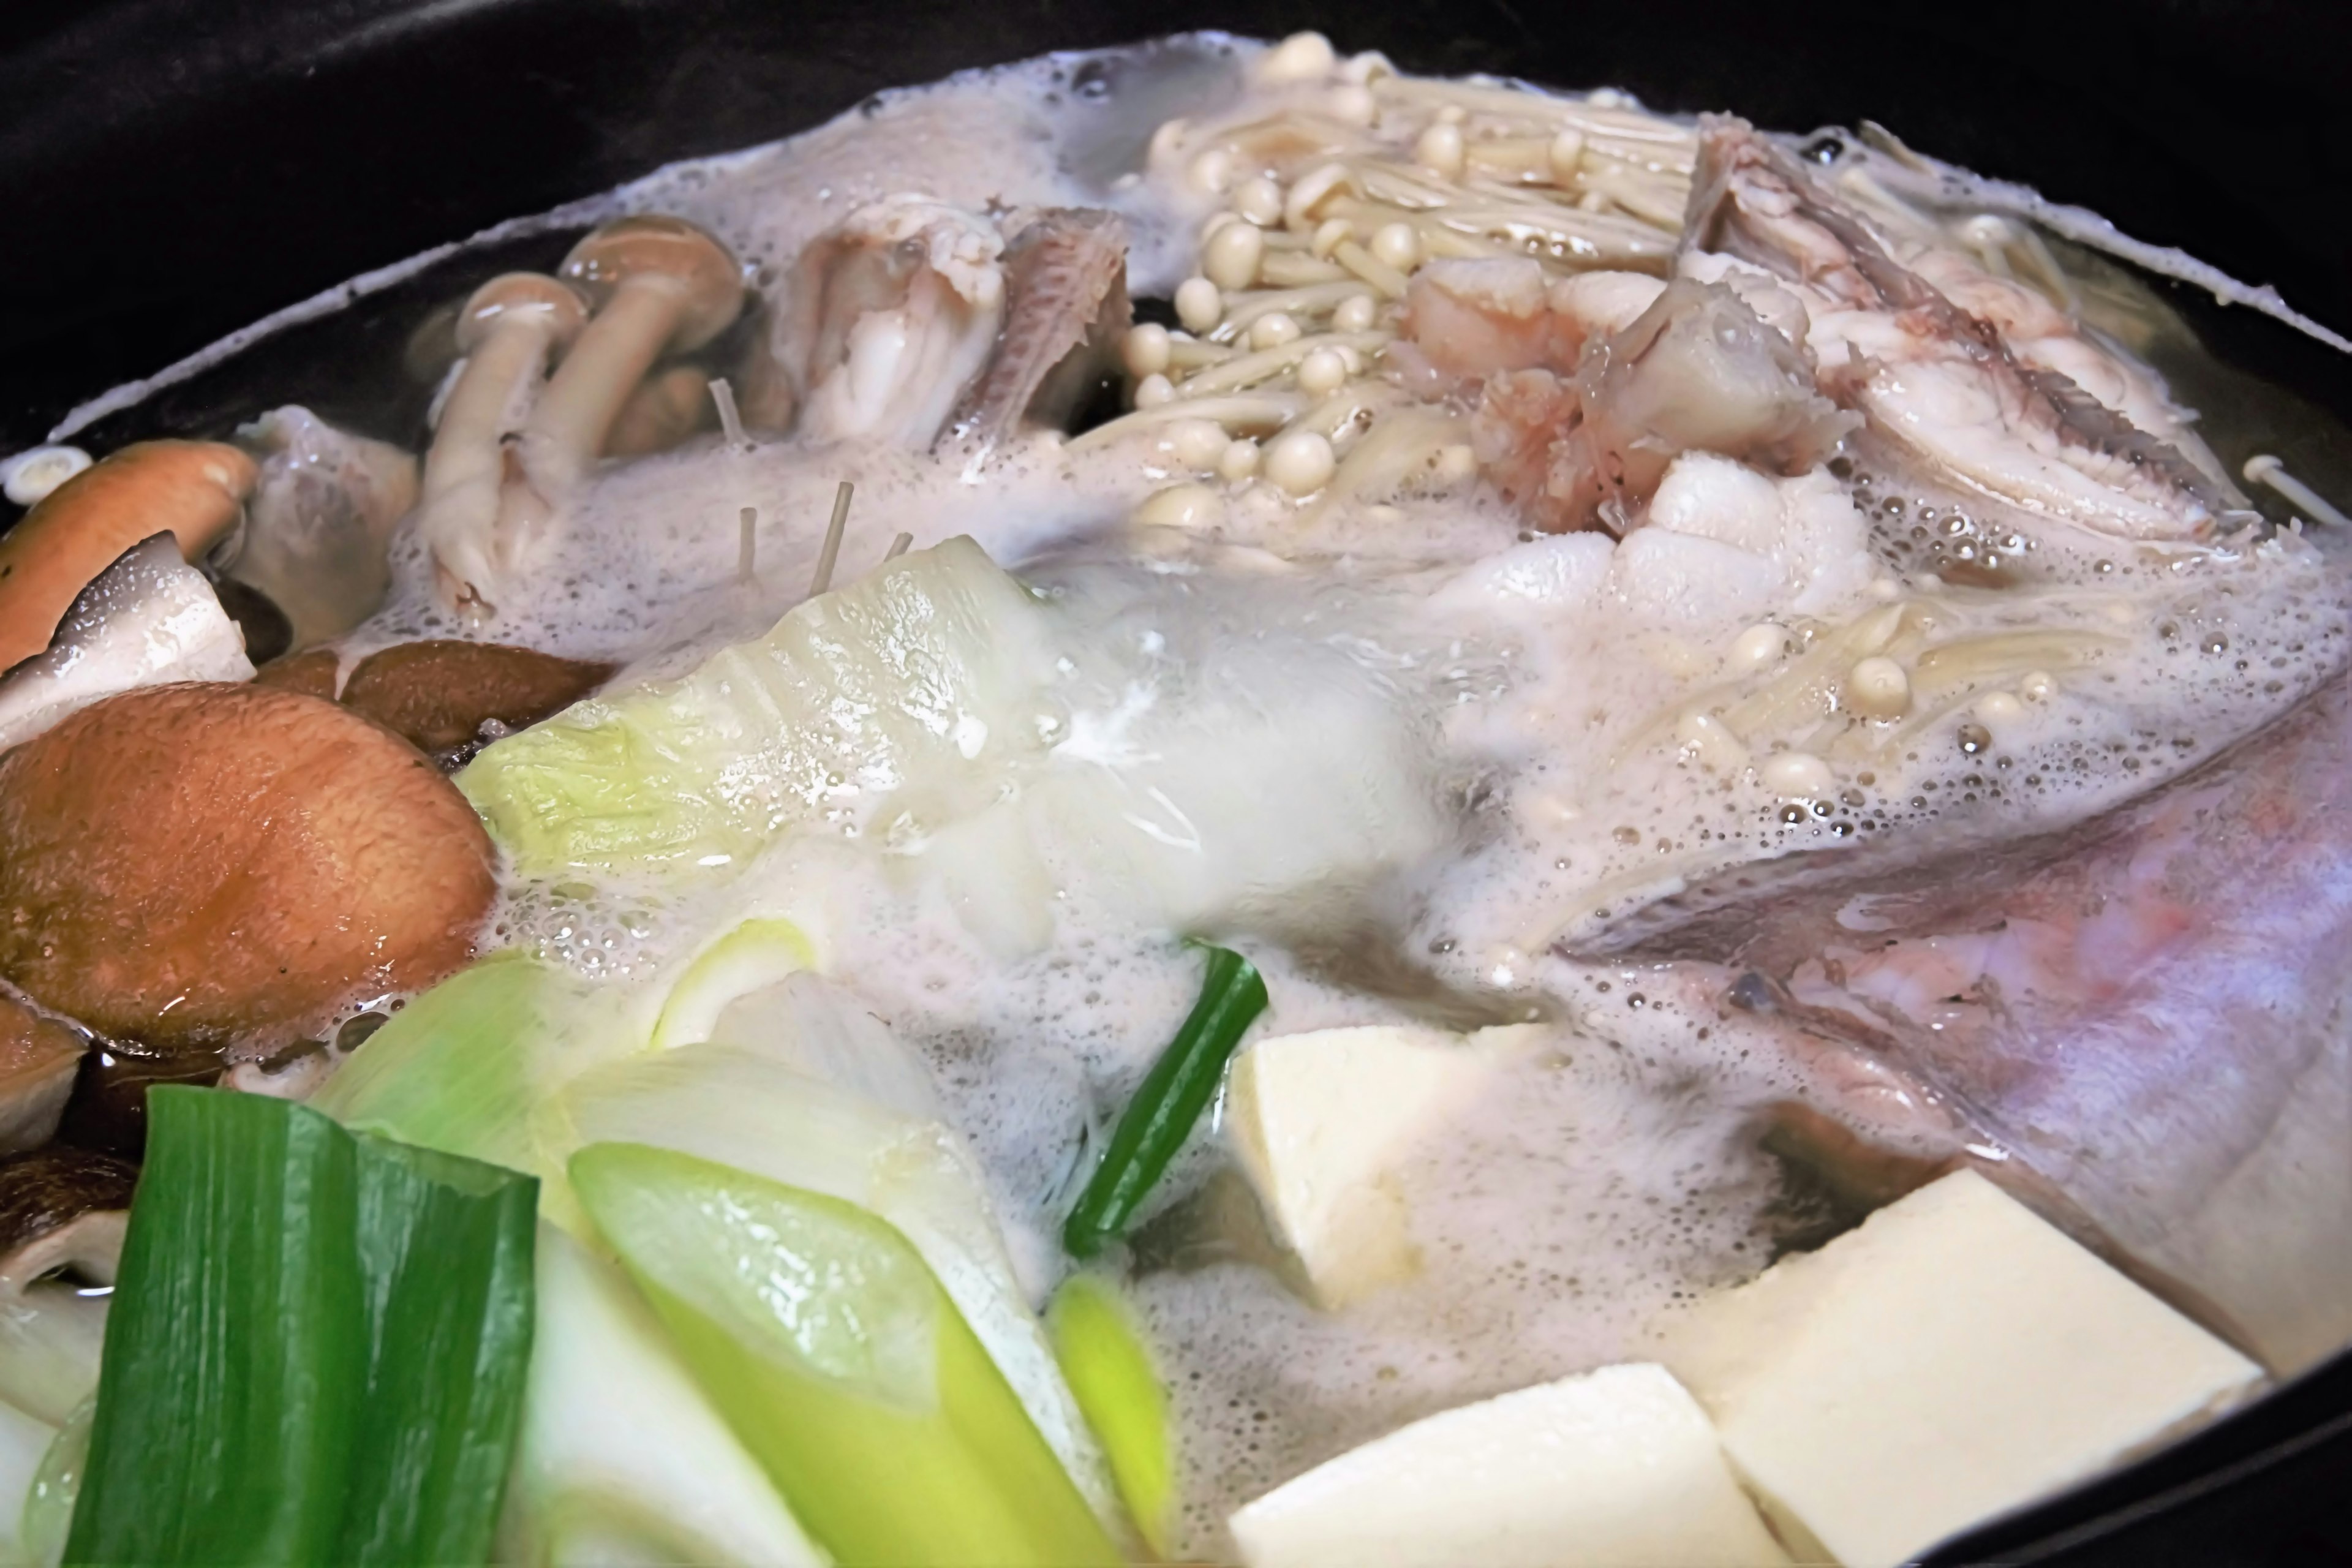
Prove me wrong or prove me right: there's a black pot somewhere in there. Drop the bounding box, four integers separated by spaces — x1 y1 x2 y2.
3 2 2348 1561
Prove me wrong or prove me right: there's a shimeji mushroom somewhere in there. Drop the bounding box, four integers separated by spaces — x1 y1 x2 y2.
0 442 254 672
520 216 745 496
418 273 587 614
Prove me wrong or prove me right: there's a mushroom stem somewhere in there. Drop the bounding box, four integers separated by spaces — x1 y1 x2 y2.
519 279 695 494
417 274 584 614
518 216 745 502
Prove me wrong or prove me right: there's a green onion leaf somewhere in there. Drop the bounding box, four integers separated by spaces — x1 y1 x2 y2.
571 1141 1120 1568
64 1087 536 1567
1049 1275 1176 1557
1064 944 1267 1258
336 1138 538 1566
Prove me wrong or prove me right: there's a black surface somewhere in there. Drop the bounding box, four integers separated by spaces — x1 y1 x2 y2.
2 1 2350 1561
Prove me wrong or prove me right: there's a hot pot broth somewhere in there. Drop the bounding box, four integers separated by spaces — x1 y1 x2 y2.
2 29 2348 1568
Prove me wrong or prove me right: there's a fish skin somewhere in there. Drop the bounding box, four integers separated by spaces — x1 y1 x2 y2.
1582 665 2352 1370
1684 116 2241 541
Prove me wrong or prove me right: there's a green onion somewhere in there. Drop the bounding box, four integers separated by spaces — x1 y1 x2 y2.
1049 1274 1176 1557
335 1139 538 1566
571 1141 1119 1568
1063 944 1267 1258
65 1087 536 1567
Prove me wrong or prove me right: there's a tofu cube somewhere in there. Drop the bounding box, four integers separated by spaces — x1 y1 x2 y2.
1224 1024 1531 1306
1229 1362 1791 1568
1662 1169 2264 1567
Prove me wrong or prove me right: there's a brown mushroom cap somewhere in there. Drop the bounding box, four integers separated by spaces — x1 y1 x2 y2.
251 646 342 702
0 442 256 674
560 216 745 352
341 639 615 753
0 683 496 1052
0 1146 138 1291
605 364 721 458
456 272 589 356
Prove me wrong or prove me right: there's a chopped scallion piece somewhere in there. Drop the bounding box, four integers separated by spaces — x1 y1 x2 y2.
64 1088 535 1567
1064 944 1267 1258
1049 1274 1175 1556
571 1141 1118 1568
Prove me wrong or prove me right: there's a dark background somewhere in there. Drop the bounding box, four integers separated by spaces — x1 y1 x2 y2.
1 1 2348 1560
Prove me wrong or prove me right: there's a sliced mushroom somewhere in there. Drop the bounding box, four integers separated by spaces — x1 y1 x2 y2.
341 639 615 753
0 990 86 1156
0 1147 138 1292
520 217 745 496
0 683 496 1053
251 646 342 701
0 534 255 753
418 273 588 615
0 441 255 672
228 405 420 649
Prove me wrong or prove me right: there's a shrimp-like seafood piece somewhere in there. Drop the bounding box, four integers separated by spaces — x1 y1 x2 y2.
1463 276 1852 533
943 208 1131 449
1686 118 2245 543
1581 665 2352 1371
777 197 1008 447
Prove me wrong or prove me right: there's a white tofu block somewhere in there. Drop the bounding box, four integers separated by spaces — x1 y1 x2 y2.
1229 1363 1791 1568
1225 1024 1531 1306
1663 1169 2264 1567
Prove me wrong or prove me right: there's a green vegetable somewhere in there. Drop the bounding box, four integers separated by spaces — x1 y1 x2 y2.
1064 944 1268 1258
0 1392 59 1564
1049 1275 1176 1557
458 536 1060 876
649 917 815 1052
64 1088 536 1567
504 1224 824 1568
542 1038 1115 1524
571 1142 1119 1568
0 1284 107 1429
311 952 631 1177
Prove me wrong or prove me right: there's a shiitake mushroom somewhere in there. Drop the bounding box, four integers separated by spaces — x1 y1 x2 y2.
0 682 496 1054
340 639 614 754
0 1145 140 1290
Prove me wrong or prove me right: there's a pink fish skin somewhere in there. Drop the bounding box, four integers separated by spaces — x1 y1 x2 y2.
1586 666 2352 1371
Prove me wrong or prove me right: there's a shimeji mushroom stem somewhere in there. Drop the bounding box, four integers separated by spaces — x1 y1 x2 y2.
419 276 583 613
521 279 696 496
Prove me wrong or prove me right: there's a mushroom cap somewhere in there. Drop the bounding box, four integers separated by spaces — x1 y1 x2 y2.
0 682 496 1052
0 441 255 674
341 638 615 753
0 1147 138 1292
560 216 745 351
456 272 589 355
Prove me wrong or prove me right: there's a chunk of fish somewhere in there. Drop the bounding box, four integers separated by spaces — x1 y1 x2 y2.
942 207 1131 450
230 406 418 647
1685 118 2245 543
776 197 1008 447
1466 277 1852 533
1583 666 2352 1371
